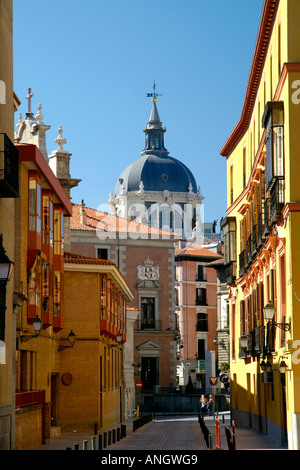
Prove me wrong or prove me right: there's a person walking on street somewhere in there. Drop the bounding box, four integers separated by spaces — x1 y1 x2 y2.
200 394 207 417
207 394 214 416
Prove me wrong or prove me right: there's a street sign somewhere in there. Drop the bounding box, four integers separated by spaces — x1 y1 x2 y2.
209 377 219 386
135 381 143 389
219 373 229 384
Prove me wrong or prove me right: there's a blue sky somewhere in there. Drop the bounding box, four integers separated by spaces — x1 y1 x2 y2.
13 0 264 227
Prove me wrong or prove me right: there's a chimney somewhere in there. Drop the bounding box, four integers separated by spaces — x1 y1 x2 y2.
80 199 86 225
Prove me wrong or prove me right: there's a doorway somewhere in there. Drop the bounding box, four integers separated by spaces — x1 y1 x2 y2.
141 357 158 391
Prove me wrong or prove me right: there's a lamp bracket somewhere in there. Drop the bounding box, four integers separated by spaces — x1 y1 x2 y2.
20 334 38 343
275 322 291 332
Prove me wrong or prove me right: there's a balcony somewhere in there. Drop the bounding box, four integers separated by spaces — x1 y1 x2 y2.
239 250 246 277
0 133 19 197
224 261 236 284
270 177 284 224
252 225 257 257
140 320 162 330
257 213 264 248
263 198 271 237
246 236 252 268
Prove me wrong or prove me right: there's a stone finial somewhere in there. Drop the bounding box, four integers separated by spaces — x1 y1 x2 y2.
55 125 67 151
35 104 44 124
16 113 23 130
139 181 145 193
188 183 193 193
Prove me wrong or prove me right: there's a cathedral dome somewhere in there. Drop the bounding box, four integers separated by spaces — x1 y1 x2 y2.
114 89 197 197
115 153 197 195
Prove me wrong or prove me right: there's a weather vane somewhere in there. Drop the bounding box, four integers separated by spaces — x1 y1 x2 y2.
146 80 162 102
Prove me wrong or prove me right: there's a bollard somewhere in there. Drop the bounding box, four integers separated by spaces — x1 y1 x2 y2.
215 419 221 450
74 443 79 450
136 405 140 419
94 423 98 435
103 432 107 448
232 420 236 450
117 427 120 441
113 429 116 443
108 430 112 445
98 434 103 451
83 440 88 450
66 446 72 450
91 435 96 450
122 424 126 438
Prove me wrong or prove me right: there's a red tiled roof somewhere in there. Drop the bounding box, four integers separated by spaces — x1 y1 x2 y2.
70 203 176 237
64 251 116 266
175 242 223 259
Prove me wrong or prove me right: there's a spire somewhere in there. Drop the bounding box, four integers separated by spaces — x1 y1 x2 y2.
142 81 169 156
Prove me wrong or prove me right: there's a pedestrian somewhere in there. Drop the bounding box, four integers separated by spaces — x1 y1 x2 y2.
207 394 214 416
200 394 207 417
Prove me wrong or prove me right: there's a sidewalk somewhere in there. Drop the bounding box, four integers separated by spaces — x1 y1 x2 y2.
34 412 288 451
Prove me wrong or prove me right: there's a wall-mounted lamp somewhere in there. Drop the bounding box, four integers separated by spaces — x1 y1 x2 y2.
108 331 123 349
0 234 13 282
260 360 266 371
20 315 43 342
58 330 76 352
239 333 248 349
263 301 291 331
279 356 289 374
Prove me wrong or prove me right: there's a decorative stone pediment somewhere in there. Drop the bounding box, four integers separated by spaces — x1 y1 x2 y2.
136 340 162 351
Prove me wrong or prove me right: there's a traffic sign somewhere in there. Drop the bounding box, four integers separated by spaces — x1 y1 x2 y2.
209 377 219 386
219 373 229 384
135 381 143 389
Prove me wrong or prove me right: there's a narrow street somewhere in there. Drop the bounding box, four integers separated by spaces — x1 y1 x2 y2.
36 412 287 452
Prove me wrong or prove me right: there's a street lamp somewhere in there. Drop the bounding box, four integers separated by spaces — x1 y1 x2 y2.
58 330 76 352
20 315 43 342
263 300 291 331
0 234 13 282
279 357 288 374
239 333 248 349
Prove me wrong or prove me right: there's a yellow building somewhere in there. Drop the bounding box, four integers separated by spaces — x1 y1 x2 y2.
0 0 20 450
221 0 300 449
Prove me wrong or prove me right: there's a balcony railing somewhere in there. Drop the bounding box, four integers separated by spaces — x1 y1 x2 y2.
246 236 252 268
0 133 19 198
257 212 264 248
239 250 246 277
224 261 236 284
270 177 284 224
252 225 257 256
140 320 162 330
263 198 271 237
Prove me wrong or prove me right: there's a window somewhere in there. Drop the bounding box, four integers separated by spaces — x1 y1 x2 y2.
196 288 206 306
29 176 41 233
262 101 284 189
54 207 64 255
141 297 155 329
196 264 205 281
97 248 108 260
42 191 53 246
197 312 208 332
